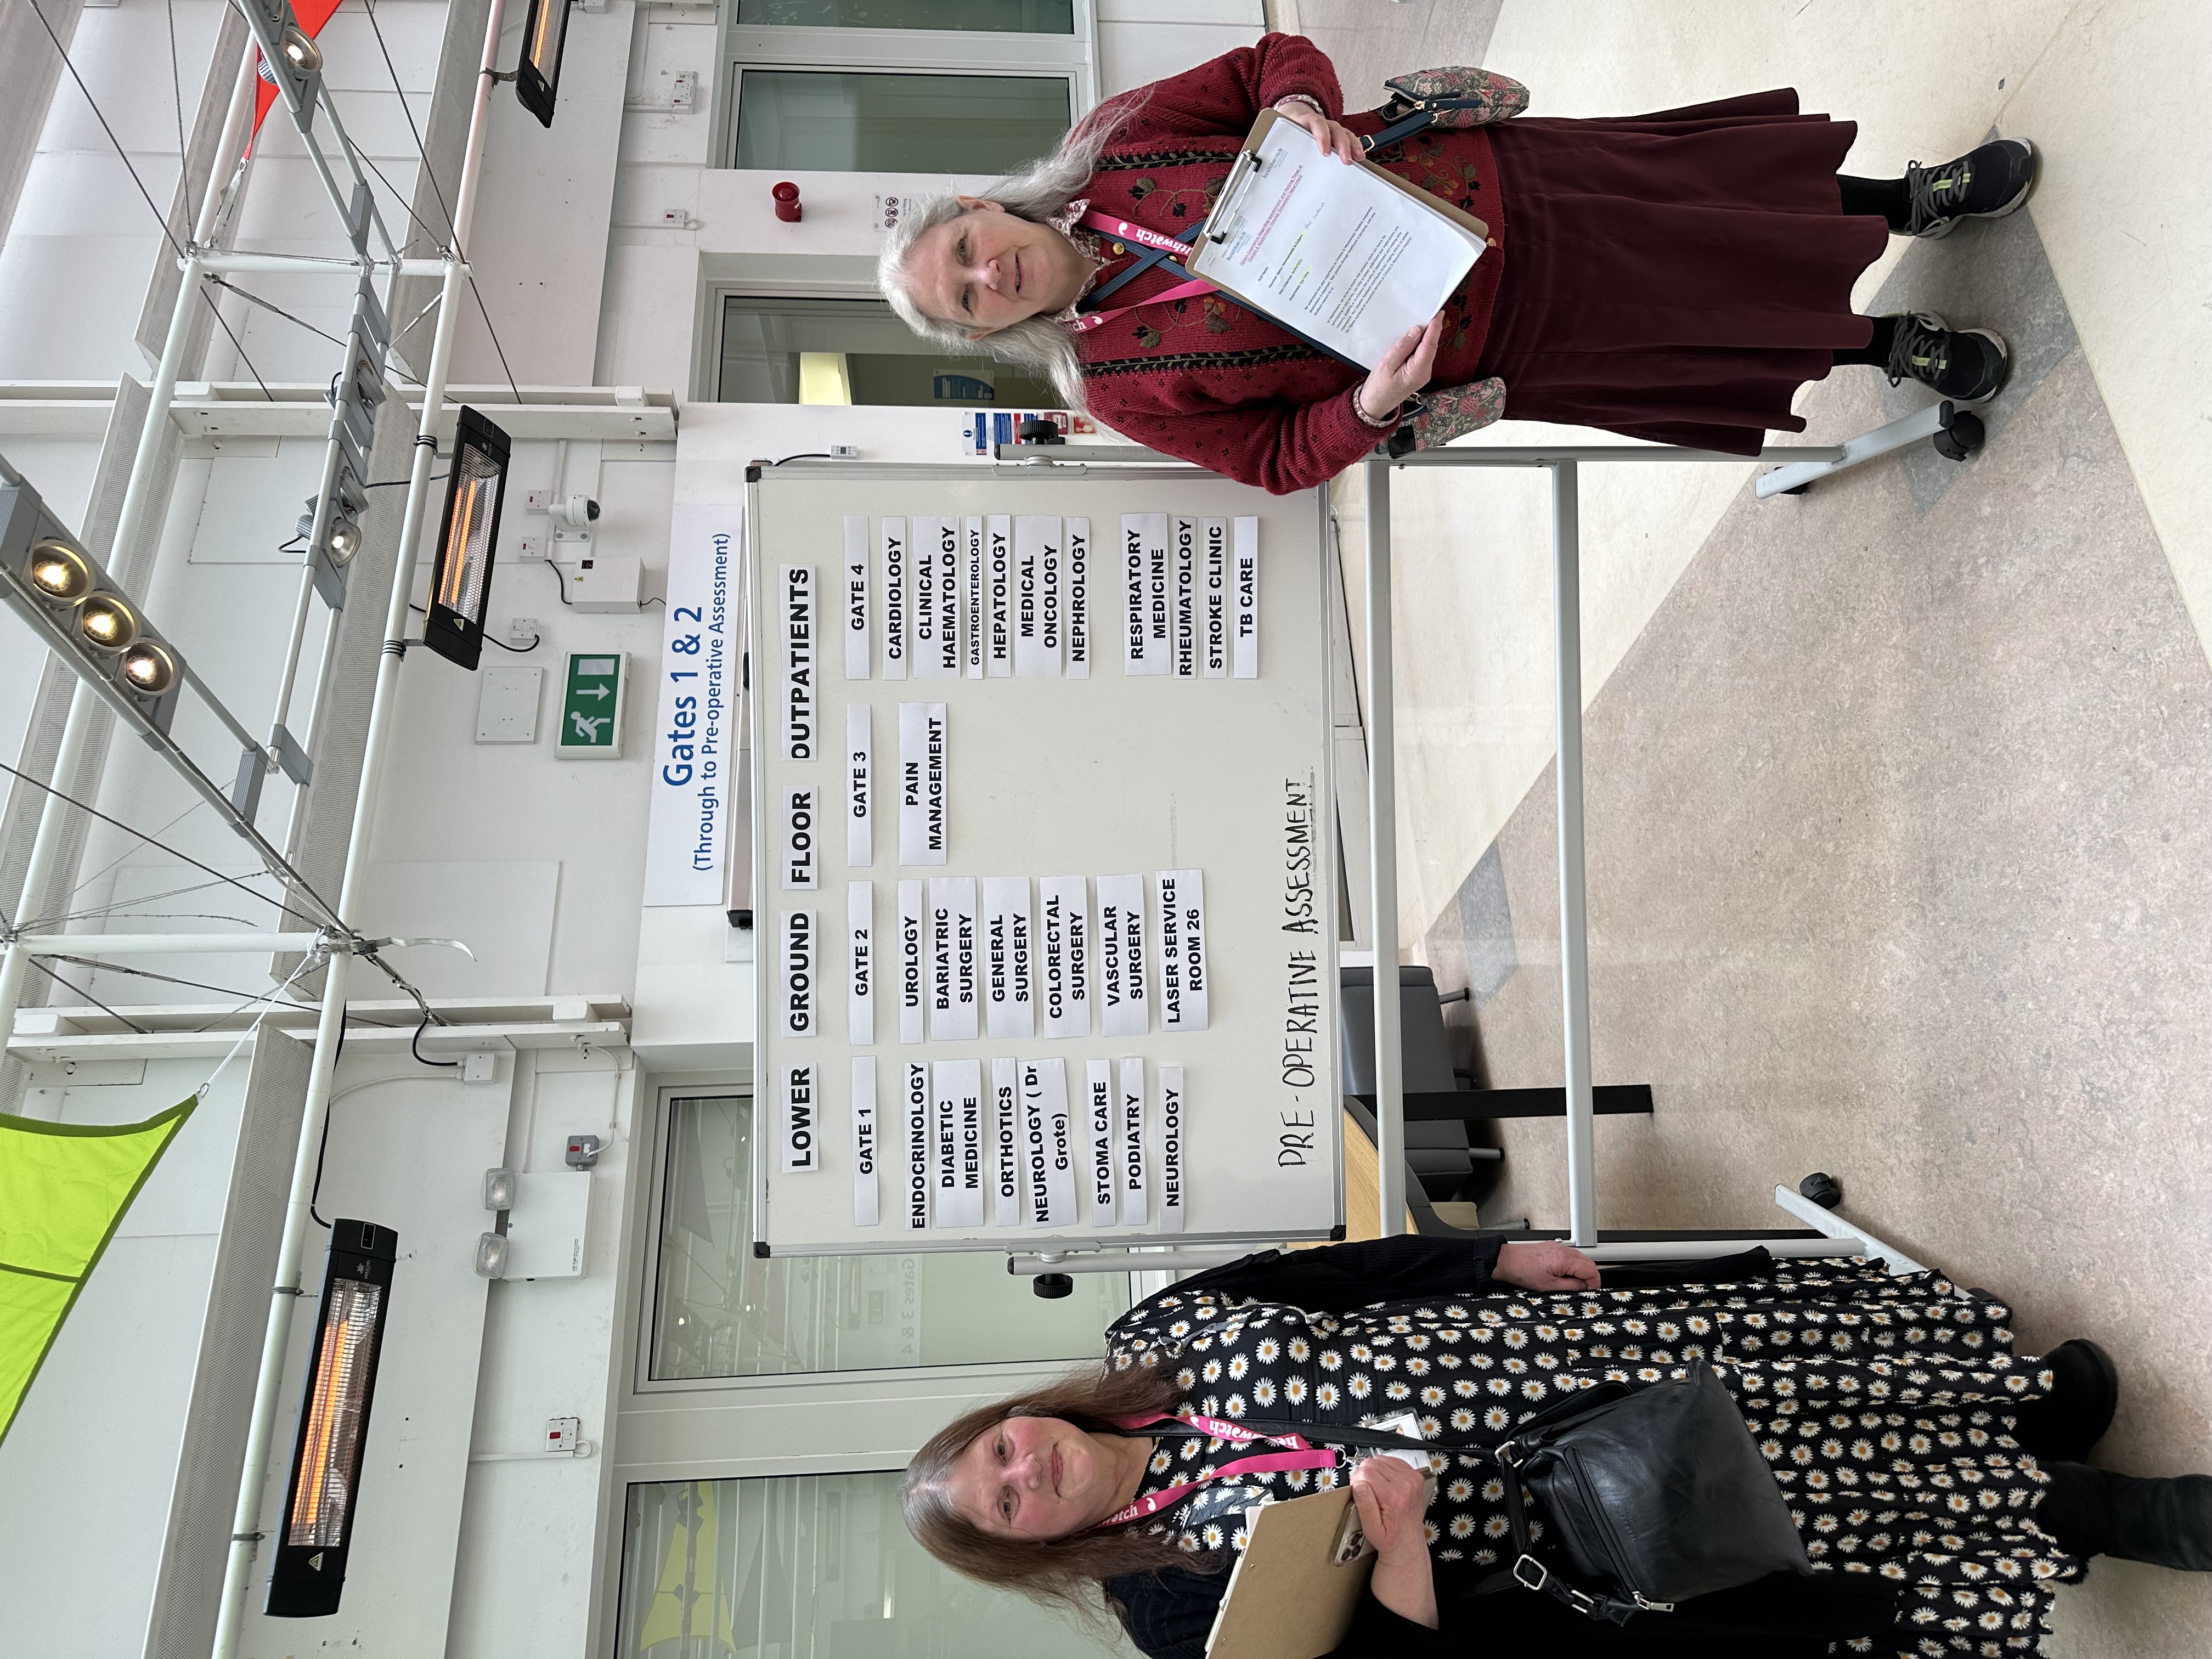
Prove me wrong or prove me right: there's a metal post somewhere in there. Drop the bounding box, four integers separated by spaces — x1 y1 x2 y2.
0 681 99 1034
208 0 510 1645
1550 461 1598 1247
1363 460 1405 1237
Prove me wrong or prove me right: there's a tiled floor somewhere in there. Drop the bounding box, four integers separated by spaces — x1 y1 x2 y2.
1278 3 2212 1652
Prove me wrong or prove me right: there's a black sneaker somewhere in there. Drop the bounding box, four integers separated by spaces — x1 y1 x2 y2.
1884 310 2010 403
1905 138 2040 237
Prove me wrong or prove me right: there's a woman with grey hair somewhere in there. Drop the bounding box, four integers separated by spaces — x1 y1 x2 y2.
878 34 2034 493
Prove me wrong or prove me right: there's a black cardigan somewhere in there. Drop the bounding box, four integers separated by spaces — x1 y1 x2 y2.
1101 1237 1903 1658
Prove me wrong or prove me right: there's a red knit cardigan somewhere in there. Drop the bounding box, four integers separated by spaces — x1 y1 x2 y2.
1072 33 1506 494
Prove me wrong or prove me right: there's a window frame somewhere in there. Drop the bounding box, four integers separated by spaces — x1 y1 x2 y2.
713 9 1099 176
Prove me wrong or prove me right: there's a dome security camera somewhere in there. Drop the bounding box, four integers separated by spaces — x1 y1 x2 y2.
548 495 600 530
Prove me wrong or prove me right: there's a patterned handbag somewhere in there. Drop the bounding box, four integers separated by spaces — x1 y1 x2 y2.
1370 66 1531 144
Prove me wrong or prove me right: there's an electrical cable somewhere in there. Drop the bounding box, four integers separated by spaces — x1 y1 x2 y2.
360 0 524 407
0 758 342 932
771 453 833 465
411 1006 459 1068
24 0 276 401
545 561 573 605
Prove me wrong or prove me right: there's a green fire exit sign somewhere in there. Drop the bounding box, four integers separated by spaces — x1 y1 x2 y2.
557 651 625 759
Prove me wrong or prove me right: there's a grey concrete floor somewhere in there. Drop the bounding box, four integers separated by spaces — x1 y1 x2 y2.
1423 276 2212 1659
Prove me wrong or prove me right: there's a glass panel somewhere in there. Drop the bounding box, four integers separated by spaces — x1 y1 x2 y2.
652 1096 1129 1378
737 0 1074 31
733 71 1069 174
718 298 1061 409
619 1474 1132 1658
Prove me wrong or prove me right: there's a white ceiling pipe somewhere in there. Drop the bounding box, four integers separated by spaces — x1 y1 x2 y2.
207 0 513 1648
13 932 325 957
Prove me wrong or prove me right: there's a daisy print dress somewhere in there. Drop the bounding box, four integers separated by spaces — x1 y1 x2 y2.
1104 1257 2081 1658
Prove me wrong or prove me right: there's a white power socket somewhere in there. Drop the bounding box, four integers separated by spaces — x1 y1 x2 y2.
517 534 546 561
524 488 552 512
509 616 542 646
670 70 696 110
461 1052 498 1082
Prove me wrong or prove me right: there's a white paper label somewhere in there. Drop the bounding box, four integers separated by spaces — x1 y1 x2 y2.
981 875 1034 1039
642 504 737 906
781 1062 819 1171
928 876 979 1041
1014 515 1059 678
780 908 816 1036
851 1057 879 1224
898 879 926 1042
1123 512 1170 675
1156 867 1210 1032
933 1058 985 1228
903 1061 931 1230
780 786 819 890
1023 1057 1077 1227
965 517 986 678
910 515 945 678
1065 516 1091 680
1202 517 1229 678
843 515 870 681
1037 874 1090 1039
882 517 908 680
1172 517 1199 678
898 701 947 865
992 1057 1021 1226
847 881 874 1044
1097 873 1149 1037
1084 1058 1118 1229
1158 1064 1186 1232
1120 1054 1148 1227
845 703 871 867
1233 516 1260 679
780 564 817 759
986 515 1013 677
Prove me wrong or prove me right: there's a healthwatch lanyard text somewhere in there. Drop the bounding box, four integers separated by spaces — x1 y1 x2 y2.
1066 212 1217 334
1099 1410 1338 1527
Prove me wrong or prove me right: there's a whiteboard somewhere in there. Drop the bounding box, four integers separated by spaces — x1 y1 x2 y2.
746 465 1342 1256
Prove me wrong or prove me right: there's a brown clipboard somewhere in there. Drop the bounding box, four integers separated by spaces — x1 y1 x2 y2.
1202 1488 1376 1659
1198 106 1490 257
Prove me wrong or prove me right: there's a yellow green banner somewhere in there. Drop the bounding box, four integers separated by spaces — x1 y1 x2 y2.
0 1098 195 1447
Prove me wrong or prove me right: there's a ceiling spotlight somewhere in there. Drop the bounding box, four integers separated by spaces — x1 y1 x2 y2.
76 592 140 651
281 26 322 73
27 539 92 603
325 516 363 565
117 640 178 697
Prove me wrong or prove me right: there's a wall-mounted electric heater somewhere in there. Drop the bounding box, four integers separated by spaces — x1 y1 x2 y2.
266 1218 398 1618
424 407 512 670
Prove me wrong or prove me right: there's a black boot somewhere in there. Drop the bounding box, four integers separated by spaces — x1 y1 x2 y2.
2040 1461 2212 1571
2013 1340 2119 1464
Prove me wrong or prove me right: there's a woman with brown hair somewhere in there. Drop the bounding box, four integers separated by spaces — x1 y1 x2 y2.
904 1234 2211 1658
879 33 2036 493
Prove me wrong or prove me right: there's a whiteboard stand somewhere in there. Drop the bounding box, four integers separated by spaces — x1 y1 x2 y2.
985 438 1946 1282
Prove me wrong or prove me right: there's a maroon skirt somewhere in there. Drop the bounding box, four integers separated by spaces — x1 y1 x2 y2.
1475 91 1889 454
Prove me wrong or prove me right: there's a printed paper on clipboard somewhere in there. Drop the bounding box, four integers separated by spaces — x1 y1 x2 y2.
1189 108 1488 370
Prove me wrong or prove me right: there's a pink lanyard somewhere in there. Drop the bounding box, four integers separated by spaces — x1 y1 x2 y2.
1067 211 1216 334
1099 1410 1339 1527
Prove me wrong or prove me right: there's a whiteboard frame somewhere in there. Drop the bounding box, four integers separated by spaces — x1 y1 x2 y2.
744 464 1343 1257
